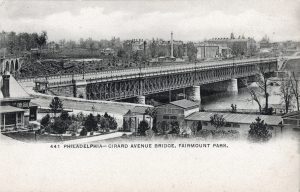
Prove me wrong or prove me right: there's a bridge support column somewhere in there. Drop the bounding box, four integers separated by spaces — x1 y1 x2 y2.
227 78 238 94
187 85 201 103
137 95 146 104
73 80 87 99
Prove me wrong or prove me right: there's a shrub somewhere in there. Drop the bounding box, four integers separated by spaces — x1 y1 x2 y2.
52 118 68 134
196 129 212 138
169 121 180 134
84 113 98 132
210 114 226 129
138 120 150 136
40 114 50 127
80 128 87 136
248 117 272 142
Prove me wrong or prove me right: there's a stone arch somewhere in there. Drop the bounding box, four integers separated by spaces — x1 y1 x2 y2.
15 59 19 71
5 61 9 72
10 60 15 72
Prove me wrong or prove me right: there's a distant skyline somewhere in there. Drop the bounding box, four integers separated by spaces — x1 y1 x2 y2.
0 0 299 42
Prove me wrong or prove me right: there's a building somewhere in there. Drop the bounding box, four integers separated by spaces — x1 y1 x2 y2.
0 72 39 132
206 34 257 57
155 99 199 128
185 112 283 137
123 106 153 132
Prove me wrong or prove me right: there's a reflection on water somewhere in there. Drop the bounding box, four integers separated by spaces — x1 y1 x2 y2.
202 83 282 112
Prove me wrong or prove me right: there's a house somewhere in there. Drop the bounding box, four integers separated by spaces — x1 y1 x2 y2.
185 112 283 137
0 72 39 132
123 106 153 132
155 99 199 128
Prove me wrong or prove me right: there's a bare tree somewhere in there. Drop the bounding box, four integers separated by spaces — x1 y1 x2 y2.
290 72 300 111
245 66 272 114
279 77 293 113
256 69 272 113
242 79 262 113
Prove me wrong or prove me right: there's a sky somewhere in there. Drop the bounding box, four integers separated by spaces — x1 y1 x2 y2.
0 0 299 42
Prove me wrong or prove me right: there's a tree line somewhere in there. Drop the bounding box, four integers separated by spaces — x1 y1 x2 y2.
0 31 48 54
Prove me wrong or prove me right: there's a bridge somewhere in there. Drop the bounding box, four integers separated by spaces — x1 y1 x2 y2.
19 57 278 104
0 56 22 75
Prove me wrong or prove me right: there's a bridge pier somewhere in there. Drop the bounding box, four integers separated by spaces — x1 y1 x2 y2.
137 95 146 104
74 80 87 99
187 85 201 103
227 78 238 94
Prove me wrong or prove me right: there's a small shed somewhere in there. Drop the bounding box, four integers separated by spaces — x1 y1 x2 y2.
34 79 49 93
123 106 153 132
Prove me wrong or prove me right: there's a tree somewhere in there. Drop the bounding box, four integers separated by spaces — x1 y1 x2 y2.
279 77 293 113
84 113 98 132
138 120 150 135
243 68 272 114
40 114 50 128
35 31 48 49
49 97 63 117
248 117 272 142
52 118 68 134
210 114 225 129
256 67 272 114
290 72 300 111
169 121 180 134
145 107 157 132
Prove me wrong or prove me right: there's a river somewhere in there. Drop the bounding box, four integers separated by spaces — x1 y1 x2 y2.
201 82 284 113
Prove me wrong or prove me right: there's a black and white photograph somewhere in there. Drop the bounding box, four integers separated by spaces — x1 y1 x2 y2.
0 0 299 191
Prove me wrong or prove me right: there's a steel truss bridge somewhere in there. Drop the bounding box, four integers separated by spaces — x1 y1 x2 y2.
22 58 278 101
84 58 277 101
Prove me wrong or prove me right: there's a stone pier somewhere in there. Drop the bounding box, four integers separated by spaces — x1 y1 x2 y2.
227 78 238 94
137 95 146 104
187 85 201 103
74 80 87 99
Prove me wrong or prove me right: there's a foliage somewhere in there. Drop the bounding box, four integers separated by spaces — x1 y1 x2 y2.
196 129 212 138
60 110 70 121
138 120 150 135
68 121 82 133
49 97 63 117
210 114 226 129
196 129 239 139
40 114 50 128
248 117 272 142
84 113 98 132
80 128 88 136
159 121 170 135
230 104 237 113
97 113 118 131
52 118 69 134
169 121 180 134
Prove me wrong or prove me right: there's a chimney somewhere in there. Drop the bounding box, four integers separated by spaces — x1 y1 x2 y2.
2 71 10 98
171 31 174 58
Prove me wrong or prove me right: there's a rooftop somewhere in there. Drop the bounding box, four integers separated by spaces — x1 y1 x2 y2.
282 111 300 118
124 106 152 116
170 99 199 109
0 105 25 113
0 73 31 100
186 112 282 126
